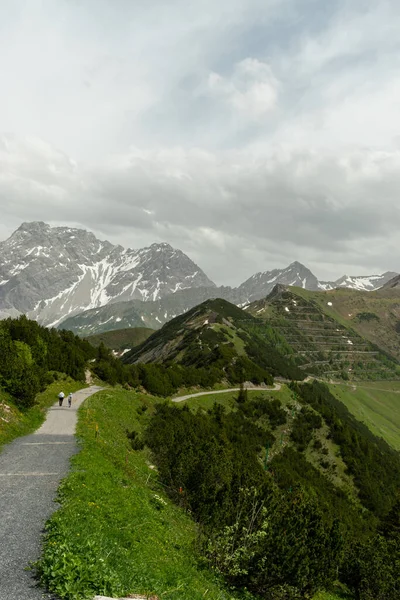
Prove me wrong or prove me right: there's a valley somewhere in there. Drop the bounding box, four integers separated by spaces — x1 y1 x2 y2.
0 224 400 600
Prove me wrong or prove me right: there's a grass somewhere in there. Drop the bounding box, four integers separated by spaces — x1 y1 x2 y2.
35 386 348 600
0 376 85 452
35 388 252 600
328 382 400 451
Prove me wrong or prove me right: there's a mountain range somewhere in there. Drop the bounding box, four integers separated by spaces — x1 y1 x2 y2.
0 222 397 332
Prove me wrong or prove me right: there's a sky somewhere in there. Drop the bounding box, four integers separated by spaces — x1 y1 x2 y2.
1 0 400 286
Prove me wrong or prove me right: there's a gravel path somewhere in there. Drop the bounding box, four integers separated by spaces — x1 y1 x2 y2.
0 385 103 600
172 382 281 403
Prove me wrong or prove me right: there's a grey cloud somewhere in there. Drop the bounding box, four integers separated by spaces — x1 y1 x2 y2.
1 1 400 285
0 136 399 285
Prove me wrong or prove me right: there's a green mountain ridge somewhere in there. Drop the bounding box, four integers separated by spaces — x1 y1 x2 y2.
123 298 305 382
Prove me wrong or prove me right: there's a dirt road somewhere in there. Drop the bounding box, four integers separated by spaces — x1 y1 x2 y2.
0 385 103 600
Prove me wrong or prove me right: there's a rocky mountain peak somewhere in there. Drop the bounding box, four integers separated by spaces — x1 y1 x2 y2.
0 222 215 327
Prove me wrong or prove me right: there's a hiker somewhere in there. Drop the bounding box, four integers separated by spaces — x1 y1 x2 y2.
58 391 65 407
67 392 72 407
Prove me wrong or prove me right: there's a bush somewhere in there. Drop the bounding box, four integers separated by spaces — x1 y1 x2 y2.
206 487 343 598
343 535 400 600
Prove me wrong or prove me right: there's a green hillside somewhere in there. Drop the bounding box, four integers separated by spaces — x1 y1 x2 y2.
294 285 400 362
86 327 155 351
328 381 400 451
123 298 305 382
146 380 400 598
33 386 347 600
247 285 400 381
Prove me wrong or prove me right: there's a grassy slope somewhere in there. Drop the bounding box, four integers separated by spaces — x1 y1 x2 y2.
0 376 85 452
293 287 400 362
36 387 344 600
36 388 248 600
250 286 400 381
328 382 400 451
86 327 155 351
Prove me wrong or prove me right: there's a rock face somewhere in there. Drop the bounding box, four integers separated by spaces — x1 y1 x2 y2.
238 261 321 303
320 272 398 292
0 222 215 326
0 221 397 333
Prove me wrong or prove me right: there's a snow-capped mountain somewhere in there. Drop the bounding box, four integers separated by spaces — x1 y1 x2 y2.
0 222 397 333
237 261 321 303
0 222 215 326
320 272 398 291
240 263 398 301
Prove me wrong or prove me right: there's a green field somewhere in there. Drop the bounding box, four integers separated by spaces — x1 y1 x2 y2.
35 386 345 600
328 382 400 451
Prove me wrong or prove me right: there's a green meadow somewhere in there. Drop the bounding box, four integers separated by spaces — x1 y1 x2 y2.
35 386 345 600
328 382 400 451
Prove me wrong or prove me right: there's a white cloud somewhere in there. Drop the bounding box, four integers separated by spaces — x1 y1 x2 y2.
208 59 279 120
0 0 399 286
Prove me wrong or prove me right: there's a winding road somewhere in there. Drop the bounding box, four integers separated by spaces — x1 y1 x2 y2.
0 385 103 600
172 382 282 403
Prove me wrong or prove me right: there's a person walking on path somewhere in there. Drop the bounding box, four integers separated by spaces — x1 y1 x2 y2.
67 392 72 407
58 391 65 407
0 385 103 600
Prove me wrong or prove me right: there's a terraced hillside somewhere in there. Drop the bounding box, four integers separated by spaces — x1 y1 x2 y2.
293 285 400 362
247 285 400 381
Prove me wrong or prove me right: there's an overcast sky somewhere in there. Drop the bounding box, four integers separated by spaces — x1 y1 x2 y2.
1 0 399 285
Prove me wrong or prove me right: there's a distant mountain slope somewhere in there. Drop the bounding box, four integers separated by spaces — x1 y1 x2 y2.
60 267 400 337
239 261 321 301
320 272 398 291
58 287 226 335
294 285 400 363
123 298 305 381
0 222 215 327
86 327 154 351
246 285 400 380
1 222 396 334
239 262 397 301
383 273 400 289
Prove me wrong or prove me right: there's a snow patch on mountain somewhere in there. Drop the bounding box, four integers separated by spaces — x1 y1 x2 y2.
0 222 215 327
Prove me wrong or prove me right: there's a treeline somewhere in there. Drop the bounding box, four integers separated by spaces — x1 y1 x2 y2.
0 316 95 407
141 386 400 598
94 342 274 395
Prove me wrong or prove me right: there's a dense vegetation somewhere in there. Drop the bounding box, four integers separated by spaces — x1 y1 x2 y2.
94 343 248 395
0 316 95 407
123 298 304 383
35 388 262 600
86 327 154 351
291 381 400 516
144 383 400 599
